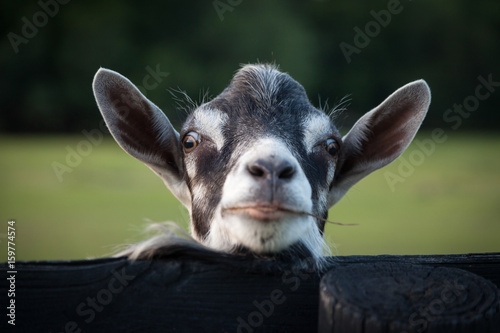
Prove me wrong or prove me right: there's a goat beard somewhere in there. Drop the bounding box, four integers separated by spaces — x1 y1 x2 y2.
114 221 332 270
231 241 314 262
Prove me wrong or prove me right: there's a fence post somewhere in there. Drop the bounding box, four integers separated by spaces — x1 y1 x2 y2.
319 262 500 332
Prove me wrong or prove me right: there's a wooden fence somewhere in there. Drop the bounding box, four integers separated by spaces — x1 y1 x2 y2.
1 252 499 332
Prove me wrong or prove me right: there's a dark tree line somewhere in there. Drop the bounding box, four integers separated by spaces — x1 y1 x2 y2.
0 0 498 133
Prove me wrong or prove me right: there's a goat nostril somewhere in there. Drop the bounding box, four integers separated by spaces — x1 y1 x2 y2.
248 163 266 177
248 159 296 181
278 165 295 179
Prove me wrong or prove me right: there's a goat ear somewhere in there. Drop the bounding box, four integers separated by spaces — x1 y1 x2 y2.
92 68 190 206
328 80 431 207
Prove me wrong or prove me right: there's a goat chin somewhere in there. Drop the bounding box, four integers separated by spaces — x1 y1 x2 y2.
113 222 333 272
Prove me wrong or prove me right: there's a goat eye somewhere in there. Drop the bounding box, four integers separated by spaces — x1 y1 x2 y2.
325 138 339 157
182 132 200 153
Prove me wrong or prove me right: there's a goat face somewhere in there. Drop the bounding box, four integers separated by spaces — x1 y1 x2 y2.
93 64 430 263
181 66 340 259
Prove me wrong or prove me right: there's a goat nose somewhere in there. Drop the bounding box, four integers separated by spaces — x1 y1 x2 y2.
247 158 296 181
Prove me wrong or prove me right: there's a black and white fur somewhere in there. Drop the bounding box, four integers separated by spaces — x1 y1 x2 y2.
92 64 430 267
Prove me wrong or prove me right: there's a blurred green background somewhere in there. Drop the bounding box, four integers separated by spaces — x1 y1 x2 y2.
0 0 499 261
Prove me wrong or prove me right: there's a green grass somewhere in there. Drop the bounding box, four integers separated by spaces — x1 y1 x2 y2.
0 133 499 261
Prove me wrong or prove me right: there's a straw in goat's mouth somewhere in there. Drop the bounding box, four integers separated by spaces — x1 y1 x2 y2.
225 206 358 226
296 211 358 226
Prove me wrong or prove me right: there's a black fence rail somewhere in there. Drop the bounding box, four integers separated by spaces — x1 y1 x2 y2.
1 252 499 332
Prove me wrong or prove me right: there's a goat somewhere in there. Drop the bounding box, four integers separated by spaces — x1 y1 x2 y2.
92 64 430 268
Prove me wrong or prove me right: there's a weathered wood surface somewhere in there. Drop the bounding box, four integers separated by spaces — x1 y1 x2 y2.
319 263 500 333
1 252 499 332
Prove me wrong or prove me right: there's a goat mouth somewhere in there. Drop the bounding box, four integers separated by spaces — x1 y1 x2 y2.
223 205 297 222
